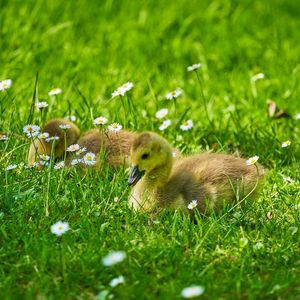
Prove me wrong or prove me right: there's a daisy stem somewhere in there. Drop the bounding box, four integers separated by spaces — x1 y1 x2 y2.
63 131 67 163
60 240 67 282
119 95 127 126
195 70 211 126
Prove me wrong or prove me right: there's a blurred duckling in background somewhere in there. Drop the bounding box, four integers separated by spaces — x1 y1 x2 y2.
28 118 80 165
77 128 137 168
128 132 265 214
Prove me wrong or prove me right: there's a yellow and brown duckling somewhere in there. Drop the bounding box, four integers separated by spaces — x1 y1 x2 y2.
128 132 265 214
28 118 80 165
77 128 137 168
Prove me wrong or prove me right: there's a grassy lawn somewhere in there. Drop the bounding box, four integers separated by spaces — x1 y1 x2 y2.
1 0 300 299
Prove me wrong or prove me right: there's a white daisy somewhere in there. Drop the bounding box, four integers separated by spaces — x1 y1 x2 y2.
48 88 62 96
59 124 71 130
166 88 182 100
187 63 201 72
159 119 171 131
66 144 80 152
102 251 126 267
187 200 198 210
0 79 12 91
45 135 60 142
0 134 8 141
23 125 40 138
120 82 134 92
83 152 97 166
112 88 126 98
38 132 50 139
251 73 265 81
35 102 48 109
180 120 194 131
50 221 69 236
54 161 65 170
76 147 87 156
110 276 125 287
155 108 168 119
181 286 204 298
281 140 291 148
246 156 259 165
107 123 122 132
39 154 50 161
295 113 300 120
71 158 82 166
64 115 76 122
5 164 18 171
94 116 108 125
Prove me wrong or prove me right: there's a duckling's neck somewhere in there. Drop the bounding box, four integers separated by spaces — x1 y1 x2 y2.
144 155 173 188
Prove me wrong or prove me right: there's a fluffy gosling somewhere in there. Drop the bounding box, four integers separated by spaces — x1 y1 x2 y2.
128 132 265 214
28 118 80 165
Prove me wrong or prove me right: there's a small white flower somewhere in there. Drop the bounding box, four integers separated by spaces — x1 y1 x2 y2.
48 88 62 96
187 63 201 72
23 125 40 138
59 124 71 130
281 140 291 148
155 108 168 119
109 276 125 287
5 164 18 171
38 132 50 139
295 113 300 120
239 237 249 247
172 151 177 158
251 73 265 81
112 88 126 98
54 161 65 170
107 123 122 132
112 82 134 98
71 158 82 165
83 152 97 166
45 135 60 142
0 134 8 141
0 79 12 91
114 197 120 203
51 221 69 236
66 144 80 152
281 175 295 184
180 120 194 131
181 286 204 298
35 101 48 109
94 116 108 125
246 156 259 165
76 147 87 156
64 115 76 122
166 88 182 100
253 242 264 250
159 119 171 131
39 154 50 161
187 200 198 210
120 82 134 92
102 251 126 267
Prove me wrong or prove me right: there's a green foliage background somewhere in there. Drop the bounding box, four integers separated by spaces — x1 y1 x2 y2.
0 0 299 299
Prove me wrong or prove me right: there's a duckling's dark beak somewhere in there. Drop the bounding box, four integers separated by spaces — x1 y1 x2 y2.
128 165 145 186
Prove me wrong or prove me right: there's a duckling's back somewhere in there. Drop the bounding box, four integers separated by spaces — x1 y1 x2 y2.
171 153 265 211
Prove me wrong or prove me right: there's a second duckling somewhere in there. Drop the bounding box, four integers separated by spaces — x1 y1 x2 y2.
128 132 265 214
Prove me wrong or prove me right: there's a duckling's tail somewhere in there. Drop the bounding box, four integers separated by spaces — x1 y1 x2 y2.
27 118 80 165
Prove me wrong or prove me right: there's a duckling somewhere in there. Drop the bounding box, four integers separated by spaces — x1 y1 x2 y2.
28 118 80 165
128 132 265 214
77 128 137 168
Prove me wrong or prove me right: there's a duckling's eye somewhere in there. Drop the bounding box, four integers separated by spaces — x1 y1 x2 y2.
141 153 149 160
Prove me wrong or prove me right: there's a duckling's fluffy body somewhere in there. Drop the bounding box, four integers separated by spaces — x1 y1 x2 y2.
78 129 137 167
128 132 265 213
28 118 80 165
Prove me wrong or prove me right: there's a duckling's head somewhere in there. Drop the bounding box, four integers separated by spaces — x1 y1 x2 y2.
128 132 173 186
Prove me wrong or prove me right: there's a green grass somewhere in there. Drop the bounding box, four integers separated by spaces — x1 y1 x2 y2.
1 0 300 299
